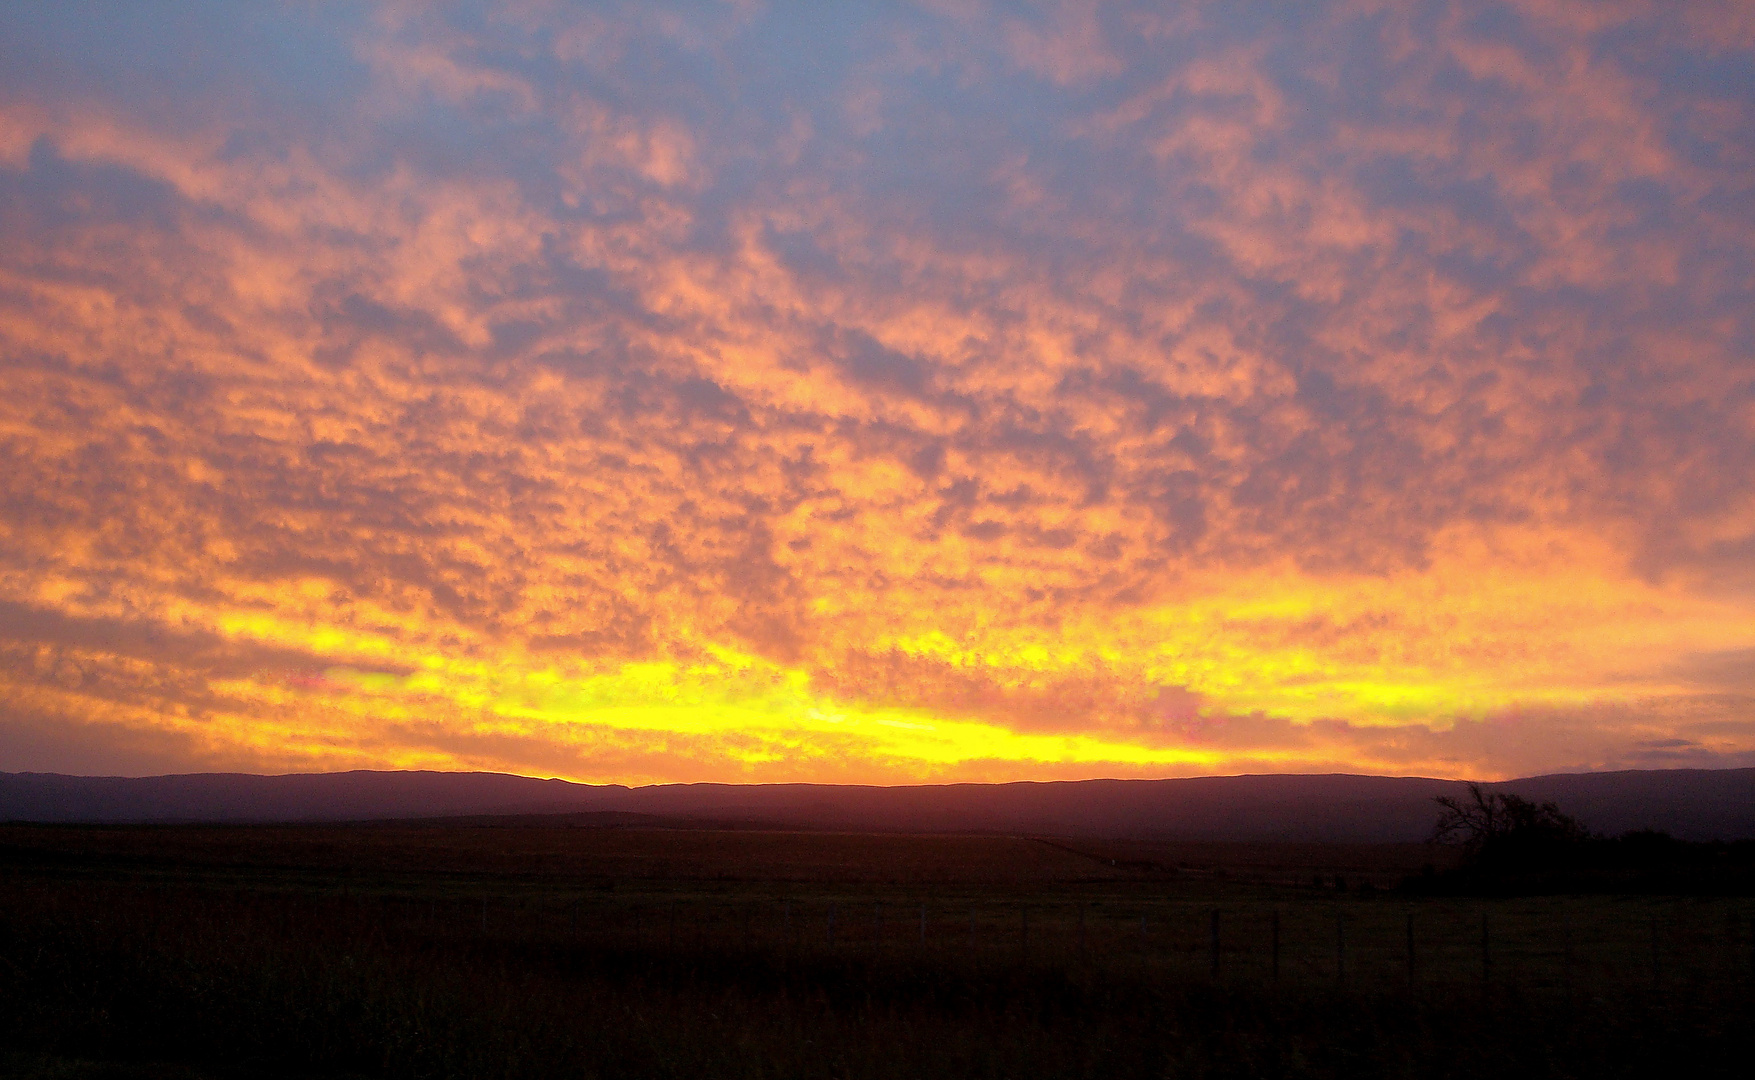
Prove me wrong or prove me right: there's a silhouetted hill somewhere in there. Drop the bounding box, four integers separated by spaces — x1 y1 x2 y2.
0 770 616 824
2 768 1752 841
1490 769 1755 841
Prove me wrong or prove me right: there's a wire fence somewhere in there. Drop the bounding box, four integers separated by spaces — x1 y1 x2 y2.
12 879 1745 1000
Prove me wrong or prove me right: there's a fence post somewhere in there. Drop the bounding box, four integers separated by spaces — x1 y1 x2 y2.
1210 909 1220 979
1740 906 1755 983
1271 910 1280 981
1650 915 1661 993
1724 909 1737 982
1335 912 1345 985
1561 922 1574 1003
1406 911 1415 987
1481 912 1491 987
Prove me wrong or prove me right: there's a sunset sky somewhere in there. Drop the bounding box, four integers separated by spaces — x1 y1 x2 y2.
2 1 1753 784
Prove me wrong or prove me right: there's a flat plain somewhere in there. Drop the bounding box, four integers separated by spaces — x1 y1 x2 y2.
1 822 1748 1079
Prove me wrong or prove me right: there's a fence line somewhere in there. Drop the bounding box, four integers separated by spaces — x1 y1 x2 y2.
13 878 1747 999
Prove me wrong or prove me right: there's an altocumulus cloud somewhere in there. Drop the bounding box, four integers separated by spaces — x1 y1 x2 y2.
1 0 1753 783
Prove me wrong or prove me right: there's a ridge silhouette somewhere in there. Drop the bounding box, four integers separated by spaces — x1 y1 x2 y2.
4 768 1752 841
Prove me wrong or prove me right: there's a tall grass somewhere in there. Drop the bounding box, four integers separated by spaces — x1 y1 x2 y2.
2 873 1750 1079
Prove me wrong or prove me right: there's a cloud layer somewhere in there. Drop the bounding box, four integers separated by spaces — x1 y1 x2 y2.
2 1 1753 782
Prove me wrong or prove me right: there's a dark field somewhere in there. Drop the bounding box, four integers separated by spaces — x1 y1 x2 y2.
1 823 1750 1079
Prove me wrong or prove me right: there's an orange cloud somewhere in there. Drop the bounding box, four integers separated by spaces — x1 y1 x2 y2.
1 2 1752 782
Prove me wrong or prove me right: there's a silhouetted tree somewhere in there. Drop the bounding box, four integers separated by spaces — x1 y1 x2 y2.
1432 784 1589 870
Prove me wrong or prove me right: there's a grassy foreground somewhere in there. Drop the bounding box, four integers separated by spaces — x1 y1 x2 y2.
0 823 1750 1079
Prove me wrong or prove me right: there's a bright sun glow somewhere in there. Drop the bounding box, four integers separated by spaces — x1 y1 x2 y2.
2 2 1753 781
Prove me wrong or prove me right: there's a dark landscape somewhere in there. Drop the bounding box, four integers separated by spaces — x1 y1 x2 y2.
3 770 1754 1079
8 767 1755 840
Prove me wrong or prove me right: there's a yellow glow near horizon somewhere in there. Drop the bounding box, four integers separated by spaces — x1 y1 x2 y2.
3 3 1754 782
16 521 1724 784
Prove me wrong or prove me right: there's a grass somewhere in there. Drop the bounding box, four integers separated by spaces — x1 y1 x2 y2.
1 823 1750 1078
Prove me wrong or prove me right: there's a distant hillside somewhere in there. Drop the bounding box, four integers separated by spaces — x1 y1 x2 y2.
2 768 1752 842
0 770 610 824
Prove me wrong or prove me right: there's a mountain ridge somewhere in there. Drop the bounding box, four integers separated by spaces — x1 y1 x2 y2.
3 767 1752 842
